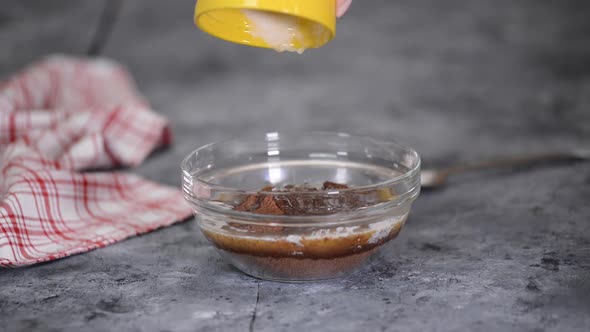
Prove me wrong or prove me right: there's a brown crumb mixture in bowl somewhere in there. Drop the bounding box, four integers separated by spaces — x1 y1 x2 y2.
182 132 420 282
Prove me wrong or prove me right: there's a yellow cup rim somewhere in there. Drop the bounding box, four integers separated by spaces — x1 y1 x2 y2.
194 0 336 50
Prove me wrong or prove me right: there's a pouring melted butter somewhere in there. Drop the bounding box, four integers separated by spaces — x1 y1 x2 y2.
242 10 306 54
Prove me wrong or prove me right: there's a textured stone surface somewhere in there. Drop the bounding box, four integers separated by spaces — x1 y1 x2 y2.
1 0 589 331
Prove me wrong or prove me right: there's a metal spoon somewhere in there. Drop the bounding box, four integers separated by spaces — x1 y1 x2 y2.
421 149 590 189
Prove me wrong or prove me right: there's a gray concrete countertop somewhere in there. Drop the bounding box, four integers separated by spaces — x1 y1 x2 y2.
1 1 589 331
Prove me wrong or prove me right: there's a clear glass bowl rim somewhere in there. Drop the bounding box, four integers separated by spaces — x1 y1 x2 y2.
181 131 421 225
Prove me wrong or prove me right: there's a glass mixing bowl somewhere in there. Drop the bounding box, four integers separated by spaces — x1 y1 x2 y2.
181 132 420 282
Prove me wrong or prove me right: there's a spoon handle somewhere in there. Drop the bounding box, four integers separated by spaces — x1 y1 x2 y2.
441 149 589 176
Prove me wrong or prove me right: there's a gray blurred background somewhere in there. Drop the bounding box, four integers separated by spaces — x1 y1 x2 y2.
2 0 589 182
1 1 589 331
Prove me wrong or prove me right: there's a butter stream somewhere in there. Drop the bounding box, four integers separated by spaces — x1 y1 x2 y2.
242 9 305 54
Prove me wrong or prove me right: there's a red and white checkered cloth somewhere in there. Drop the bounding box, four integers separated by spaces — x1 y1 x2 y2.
0 55 192 267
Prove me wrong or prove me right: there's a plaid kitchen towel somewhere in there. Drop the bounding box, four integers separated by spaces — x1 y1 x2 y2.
0 55 192 267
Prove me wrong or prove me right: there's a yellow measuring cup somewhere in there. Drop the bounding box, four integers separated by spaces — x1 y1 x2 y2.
194 0 336 52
